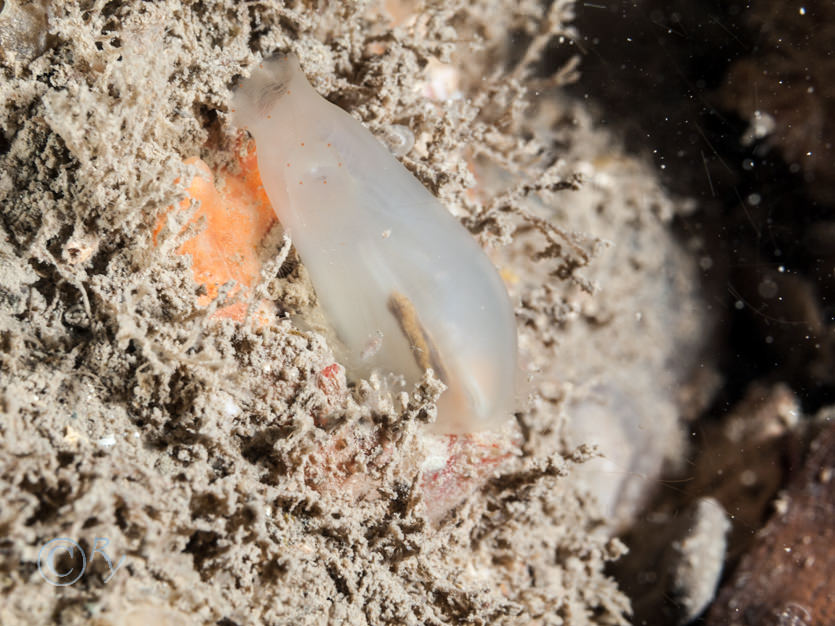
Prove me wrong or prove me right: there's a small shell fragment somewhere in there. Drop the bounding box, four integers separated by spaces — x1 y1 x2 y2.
381 124 415 157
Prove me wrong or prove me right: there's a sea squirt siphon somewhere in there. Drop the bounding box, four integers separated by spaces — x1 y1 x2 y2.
231 54 517 434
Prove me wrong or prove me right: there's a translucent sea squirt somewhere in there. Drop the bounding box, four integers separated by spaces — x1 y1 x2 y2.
232 55 517 433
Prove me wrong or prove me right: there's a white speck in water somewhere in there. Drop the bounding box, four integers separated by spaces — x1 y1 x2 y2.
747 193 761 206
97 435 116 448
740 469 757 486
799 7 806 15
741 110 776 145
758 278 779 299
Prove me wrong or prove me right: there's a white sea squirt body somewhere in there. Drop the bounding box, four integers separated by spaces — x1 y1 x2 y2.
232 55 517 434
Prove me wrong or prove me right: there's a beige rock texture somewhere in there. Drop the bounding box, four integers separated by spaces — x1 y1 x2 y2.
0 1 708 624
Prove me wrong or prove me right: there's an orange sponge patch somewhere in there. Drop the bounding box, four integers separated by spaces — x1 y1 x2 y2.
156 144 276 321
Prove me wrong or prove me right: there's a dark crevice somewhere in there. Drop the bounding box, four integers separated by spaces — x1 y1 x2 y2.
564 0 835 416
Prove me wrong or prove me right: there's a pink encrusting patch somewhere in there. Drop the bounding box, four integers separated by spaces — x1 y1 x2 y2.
420 434 517 523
